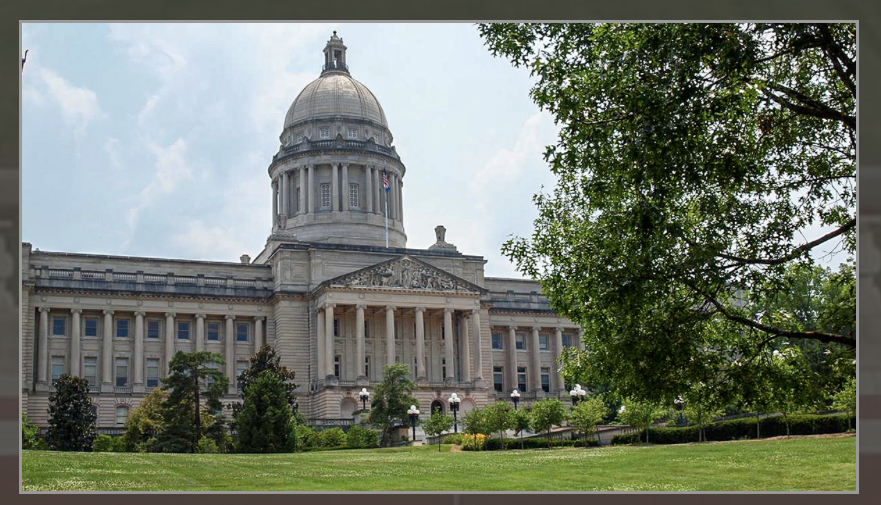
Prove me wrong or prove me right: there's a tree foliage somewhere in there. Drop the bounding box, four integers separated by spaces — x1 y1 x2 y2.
478 23 856 405
462 406 492 436
530 398 566 448
156 351 229 453
485 401 514 444
617 399 669 443
121 387 167 452
567 396 608 446
235 371 294 453
47 373 97 451
366 363 418 447
423 410 455 452
234 344 299 410
831 375 856 430
22 412 39 450
510 408 532 450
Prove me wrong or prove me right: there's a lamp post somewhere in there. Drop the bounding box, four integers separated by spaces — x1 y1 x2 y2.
569 388 578 406
359 388 370 412
448 393 461 433
292 401 299 453
407 405 420 444
510 389 520 410
578 387 587 403
674 396 684 426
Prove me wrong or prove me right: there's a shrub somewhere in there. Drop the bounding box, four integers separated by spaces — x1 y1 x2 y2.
93 434 115 452
317 427 346 447
32 437 49 451
294 426 318 448
442 433 466 445
22 413 38 449
461 433 487 451
196 436 219 454
47 374 97 451
345 425 378 449
358 428 379 448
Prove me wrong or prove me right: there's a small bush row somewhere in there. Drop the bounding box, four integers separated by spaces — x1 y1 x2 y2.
611 413 856 445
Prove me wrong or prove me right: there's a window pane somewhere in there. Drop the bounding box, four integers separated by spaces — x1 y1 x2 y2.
116 406 129 426
541 367 550 393
146 359 160 388
236 323 248 342
147 320 160 338
115 358 129 387
349 183 359 207
562 335 572 348
517 366 527 391
84 357 98 386
84 319 98 337
178 322 190 340
116 319 129 338
493 366 504 392
491 332 502 349
207 323 219 341
51 356 64 380
52 317 65 336
539 334 549 350
516 333 526 350
236 362 247 388
321 183 331 208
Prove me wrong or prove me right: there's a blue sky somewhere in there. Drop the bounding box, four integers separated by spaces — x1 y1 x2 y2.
21 23 560 278
21 23 847 278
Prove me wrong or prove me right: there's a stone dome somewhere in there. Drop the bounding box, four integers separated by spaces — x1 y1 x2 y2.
284 73 388 129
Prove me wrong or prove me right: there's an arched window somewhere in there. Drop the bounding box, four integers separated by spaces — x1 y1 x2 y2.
430 400 444 415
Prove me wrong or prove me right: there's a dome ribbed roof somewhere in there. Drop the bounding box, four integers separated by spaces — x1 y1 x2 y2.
284 73 388 129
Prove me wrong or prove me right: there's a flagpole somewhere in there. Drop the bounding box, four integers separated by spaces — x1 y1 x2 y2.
384 165 389 248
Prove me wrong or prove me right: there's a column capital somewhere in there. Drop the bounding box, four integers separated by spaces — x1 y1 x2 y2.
471 308 481 315
103 309 115 316
195 313 206 320
385 305 397 312
532 326 542 332
134 310 146 317
225 314 236 321
356 303 368 311
323 302 337 310
342 162 349 168
165 311 176 318
253 316 265 322
70 308 82 315
444 307 455 314
555 326 564 332
414 306 426 313
38 306 50 313
508 325 518 331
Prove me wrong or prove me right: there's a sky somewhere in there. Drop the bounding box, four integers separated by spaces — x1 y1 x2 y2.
20 23 847 280
20 23 561 279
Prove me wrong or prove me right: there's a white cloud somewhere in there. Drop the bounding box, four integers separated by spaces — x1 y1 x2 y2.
171 221 247 261
473 110 558 191
104 138 122 170
38 67 104 135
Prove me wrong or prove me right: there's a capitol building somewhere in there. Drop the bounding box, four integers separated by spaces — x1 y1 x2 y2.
21 33 583 429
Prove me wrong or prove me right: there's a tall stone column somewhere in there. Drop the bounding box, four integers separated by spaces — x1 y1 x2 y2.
134 311 145 385
70 309 81 377
254 317 264 349
299 165 307 215
342 163 350 211
271 180 278 225
38 307 49 383
374 168 381 214
280 171 288 216
555 327 564 391
385 306 396 367
195 313 206 352
398 178 404 223
102 310 114 385
331 163 340 212
415 307 426 380
308 163 316 214
390 173 397 221
531 327 541 393
365 165 373 213
507 326 517 392
460 313 471 383
444 308 455 382
325 303 335 379
165 312 175 375
316 307 325 379
225 315 236 387
471 309 483 380
356 304 366 380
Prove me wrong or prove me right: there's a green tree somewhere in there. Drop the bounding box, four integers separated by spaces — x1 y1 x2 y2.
831 375 856 430
22 412 38 450
485 401 513 446
156 351 229 453
366 363 418 447
235 371 293 453
510 407 531 450
47 373 97 451
121 387 167 452
681 394 725 443
567 396 608 447
423 410 455 452
462 407 492 436
618 399 669 443
479 23 856 404
530 398 566 448
234 344 299 410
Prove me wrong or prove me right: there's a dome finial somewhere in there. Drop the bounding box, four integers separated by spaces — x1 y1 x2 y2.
322 32 349 75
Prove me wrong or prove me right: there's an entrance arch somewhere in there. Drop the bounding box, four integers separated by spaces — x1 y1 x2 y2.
430 399 445 415
340 397 358 419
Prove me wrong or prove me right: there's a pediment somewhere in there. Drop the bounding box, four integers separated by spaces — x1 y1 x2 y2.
326 256 483 294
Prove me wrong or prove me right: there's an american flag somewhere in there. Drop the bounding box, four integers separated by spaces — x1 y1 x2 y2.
382 169 390 192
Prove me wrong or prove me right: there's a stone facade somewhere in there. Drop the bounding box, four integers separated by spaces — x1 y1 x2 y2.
21 33 582 429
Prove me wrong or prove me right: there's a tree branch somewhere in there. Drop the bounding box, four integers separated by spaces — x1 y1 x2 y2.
715 218 855 266
763 84 855 130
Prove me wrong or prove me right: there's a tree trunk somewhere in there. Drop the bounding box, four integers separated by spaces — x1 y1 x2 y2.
784 412 790 437
756 411 761 439
194 375 201 451
547 429 551 449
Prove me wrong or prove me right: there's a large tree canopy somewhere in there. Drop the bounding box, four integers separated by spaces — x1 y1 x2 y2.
478 23 855 403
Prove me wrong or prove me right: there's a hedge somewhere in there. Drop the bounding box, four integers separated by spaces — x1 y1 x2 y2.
611 414 855 445
483 437 598 451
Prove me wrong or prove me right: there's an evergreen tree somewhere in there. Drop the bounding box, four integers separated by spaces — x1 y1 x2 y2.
235 371 293 452
47 373 97 451
367 363 417 446
120 387 167 452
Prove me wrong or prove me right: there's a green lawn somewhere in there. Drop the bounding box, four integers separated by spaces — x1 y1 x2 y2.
21 435 856 491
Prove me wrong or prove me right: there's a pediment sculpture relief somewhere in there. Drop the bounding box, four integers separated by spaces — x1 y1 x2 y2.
333 257 480 293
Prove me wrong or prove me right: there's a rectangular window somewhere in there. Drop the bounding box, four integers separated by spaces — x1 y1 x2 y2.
84 357 98 388
207 362 219 387
365 356 370 378
51 356 65 381
541 367 551 393
146 320 160 339
348 128 357 139
84 318 98 337
334 355 341 378
364 320 370 339
349 183 359 208
491 331 502 349
207 322 220 341
562 334 572 348
442 358 447 378
493 366 504 392
116 357 129 387
177 322 190 340
236 361 248 388
333 318 340 337
146 358 160 388
296 186 301 212
116 406 129 427
320 128 330 139
116 319 129 338
442 324 445 341
539 334 549 350
515 332 527 350
236 323 249 342
321 183 331 208
517 366 527 392
52 317 66 336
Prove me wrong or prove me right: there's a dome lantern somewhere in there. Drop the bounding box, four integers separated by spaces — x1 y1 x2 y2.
322 30 349 75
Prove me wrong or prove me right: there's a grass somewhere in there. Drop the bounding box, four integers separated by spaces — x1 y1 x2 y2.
21 434 856 491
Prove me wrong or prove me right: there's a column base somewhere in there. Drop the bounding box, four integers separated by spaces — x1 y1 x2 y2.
325 375 339 386
356 376 369 386
473 378 487 389
133 384 145 394
34 382 49 392
444 377 457 387
101 383 113 394
533 390 545 399
417 377 429 387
